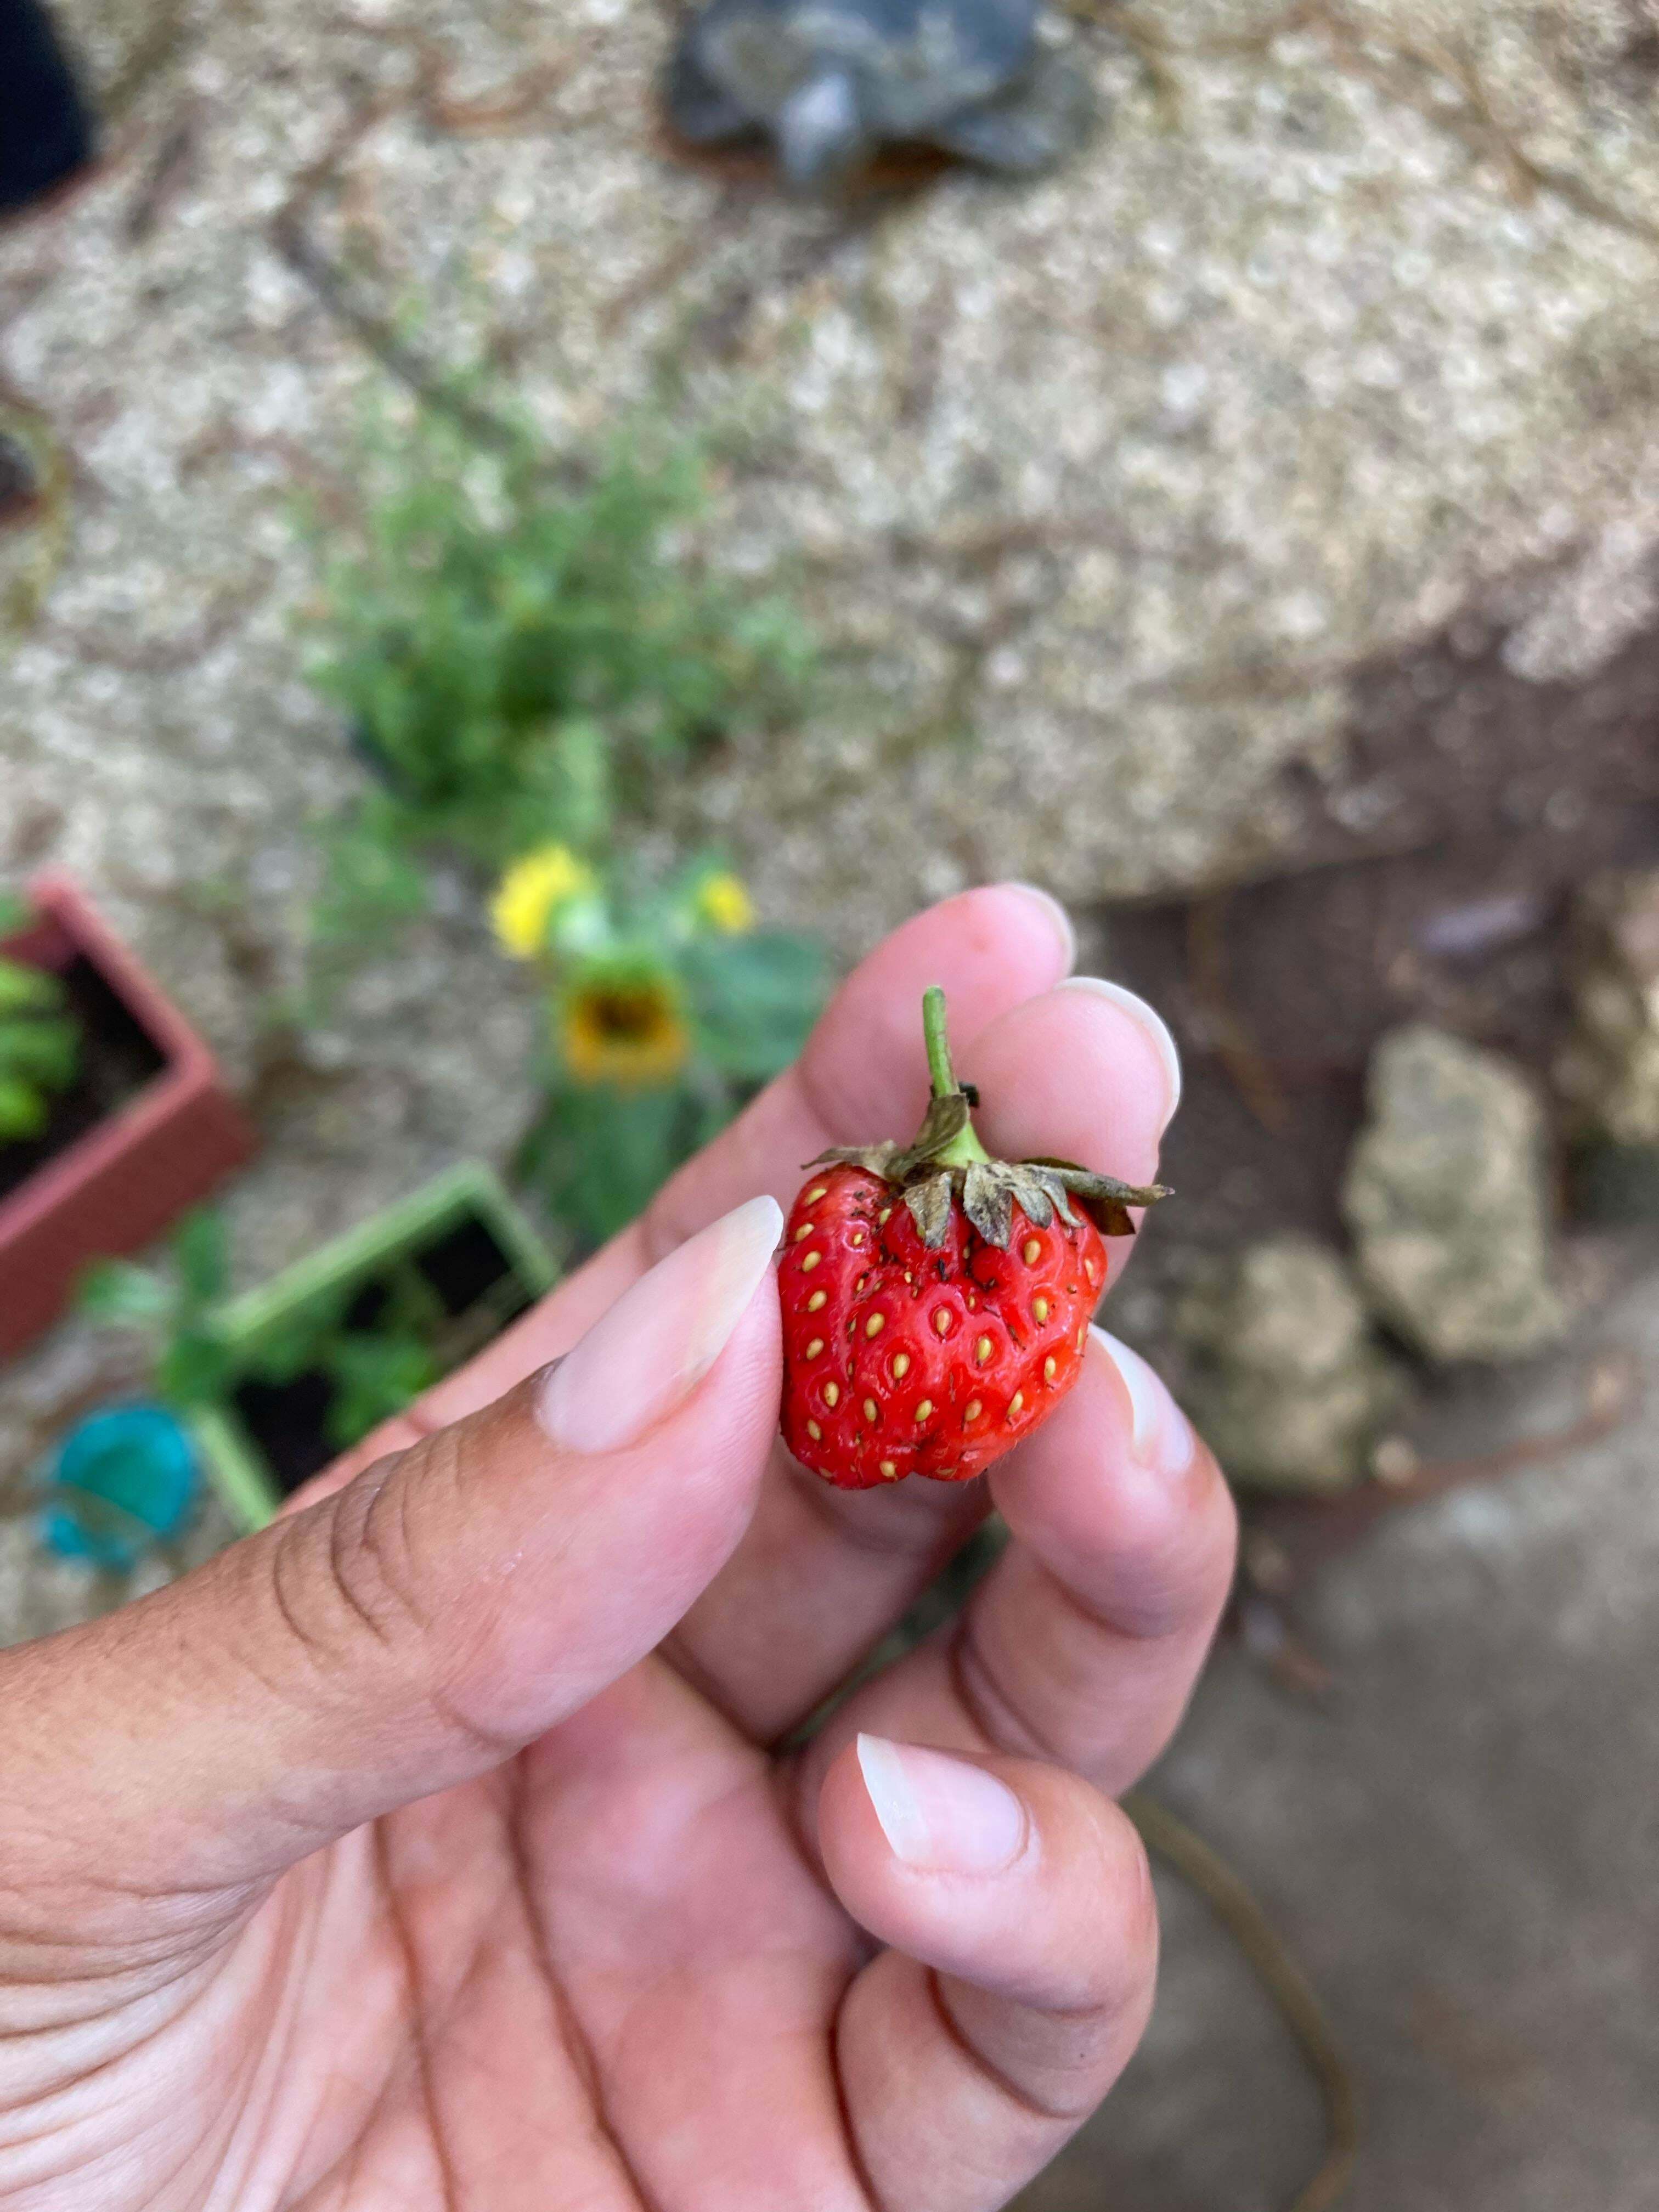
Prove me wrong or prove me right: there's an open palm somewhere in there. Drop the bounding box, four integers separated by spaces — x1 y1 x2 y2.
0 888 1235 2212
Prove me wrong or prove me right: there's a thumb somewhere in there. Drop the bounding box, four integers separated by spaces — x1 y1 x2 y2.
1 1195 782 1895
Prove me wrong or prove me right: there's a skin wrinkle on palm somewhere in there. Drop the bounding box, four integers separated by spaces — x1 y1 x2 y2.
0 889 1234 2212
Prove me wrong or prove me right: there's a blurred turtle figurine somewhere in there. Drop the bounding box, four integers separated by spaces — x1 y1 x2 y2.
665 0 1096 190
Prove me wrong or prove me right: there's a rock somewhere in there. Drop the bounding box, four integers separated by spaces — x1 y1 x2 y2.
1558 870 1659 1150
665 0 1094 189
1173 1234 1404 1493
1343 1026 1566 1364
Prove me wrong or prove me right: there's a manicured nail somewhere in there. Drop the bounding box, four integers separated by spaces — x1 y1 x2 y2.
1059 977 1182 1131
1092 1327 1197 1475
1001 881 1077 974
539 1195 782 1454
856 1734 1028 1874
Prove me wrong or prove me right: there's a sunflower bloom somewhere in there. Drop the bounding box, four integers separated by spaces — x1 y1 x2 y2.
560 973 690 1087
492 845 596 960
696 871 755 935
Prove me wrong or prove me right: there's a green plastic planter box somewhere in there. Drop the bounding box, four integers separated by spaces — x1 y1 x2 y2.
195 1163 554 1532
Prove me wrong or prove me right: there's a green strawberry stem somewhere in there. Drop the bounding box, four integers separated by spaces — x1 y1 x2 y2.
921 985 990 1169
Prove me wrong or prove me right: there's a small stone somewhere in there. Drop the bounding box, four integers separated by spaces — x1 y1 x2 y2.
1174 1235 1406 1494
1344 1027 1566 1365
1370 1435 1420 1487
1241 1534 1295 1597
1556 874 1659 1210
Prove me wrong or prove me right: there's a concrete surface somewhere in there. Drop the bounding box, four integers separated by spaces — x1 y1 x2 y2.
1023 1243 1659 2212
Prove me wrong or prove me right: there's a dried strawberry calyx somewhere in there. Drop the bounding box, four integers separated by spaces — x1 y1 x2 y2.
808 985 1171 1251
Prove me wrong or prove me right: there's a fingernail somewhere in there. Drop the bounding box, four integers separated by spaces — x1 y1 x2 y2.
539 1195 782 1454
1000 881 1077 974
1059 977 1182 1131
1091 1327 1197 1475
856 1734 1028 1874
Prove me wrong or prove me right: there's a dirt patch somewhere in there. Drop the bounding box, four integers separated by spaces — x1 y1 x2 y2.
1098 614 1659 1272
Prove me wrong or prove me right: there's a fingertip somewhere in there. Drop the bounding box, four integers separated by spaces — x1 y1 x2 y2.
1057 977 1181 1130
852 1733 1030 1875
818 1733 1034 1970
820 1738 1155 2012
1088 1327 1197 1478
989 1334 1236 1641
993 882 1077 976
890 882 1076 989
964 983 1176 1189
538 1195 782 1455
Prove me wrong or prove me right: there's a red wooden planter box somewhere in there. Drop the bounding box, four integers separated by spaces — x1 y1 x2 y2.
0 873 256 1357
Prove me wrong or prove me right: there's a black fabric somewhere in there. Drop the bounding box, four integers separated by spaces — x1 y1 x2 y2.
0 0 94 215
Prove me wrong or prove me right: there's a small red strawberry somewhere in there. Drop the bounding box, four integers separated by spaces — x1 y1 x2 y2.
780 985 1169 1488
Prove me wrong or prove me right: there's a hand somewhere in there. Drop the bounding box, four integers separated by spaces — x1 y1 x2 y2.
0 885 1235 2212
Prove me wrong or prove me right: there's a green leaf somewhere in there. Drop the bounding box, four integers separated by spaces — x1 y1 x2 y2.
682 930 827 1082
0 1074 48 1140
0 952 78 1136
249 1285 357 1385
0 1017 77 1082
77 1259 178 1330
311 801 432 946
324 1333 441 1449
172 1210 230 1308
79 1223 234 1409
520 1080 695 1246
0 959 64 1015
157 1327 236 1409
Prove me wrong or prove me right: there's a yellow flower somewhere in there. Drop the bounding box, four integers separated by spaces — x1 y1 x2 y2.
560 973 689 1088
696 871 755 935
491 846 596 959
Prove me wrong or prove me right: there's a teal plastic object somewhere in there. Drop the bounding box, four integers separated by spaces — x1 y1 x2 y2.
42 1403 200 1570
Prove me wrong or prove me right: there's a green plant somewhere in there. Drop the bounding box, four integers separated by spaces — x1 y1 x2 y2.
498 847 827 1245
78 1210 235 1407
81 1209 534 1455
302 396 817 946
0 892 80 1144
244 1266 445 1451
